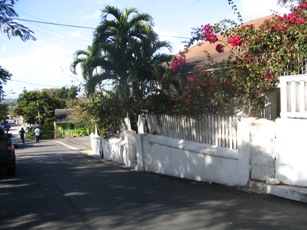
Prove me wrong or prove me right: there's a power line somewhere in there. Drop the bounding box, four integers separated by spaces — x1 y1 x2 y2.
12 18 191 40
24 24 90 47
11 79 63 88
12 18 95 30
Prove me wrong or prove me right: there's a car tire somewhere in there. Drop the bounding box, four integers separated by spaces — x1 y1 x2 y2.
14 144 18 149
7 166 16 176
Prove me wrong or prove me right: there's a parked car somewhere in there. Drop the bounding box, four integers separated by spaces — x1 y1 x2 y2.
1 121 10 132
0 127 16 175
8 133 19 148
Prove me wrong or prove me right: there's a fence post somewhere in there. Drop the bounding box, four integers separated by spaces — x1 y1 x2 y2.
279 76 287 118
90 133 103 158
135 134 145 171
137 115 145 134
237 118 255 184
124 130 136 167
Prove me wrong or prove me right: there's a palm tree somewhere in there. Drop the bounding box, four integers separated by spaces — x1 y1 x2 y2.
128 28 172 101
93 6 155 84
28 100 49 125
70 46 106 95
91 5 172 130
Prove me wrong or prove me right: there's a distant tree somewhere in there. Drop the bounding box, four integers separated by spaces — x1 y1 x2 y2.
0 103 9 121
28 100 49 125
41 87 79 107
13 88 73 125
55 86 79 101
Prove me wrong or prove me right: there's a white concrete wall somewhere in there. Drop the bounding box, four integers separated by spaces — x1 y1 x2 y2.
90 133 103 158
276 118 307 186
92 117 307 188
136 119 252 186
101 137 127 165
124 131 136 167
250 119 276 181
98 131 137 166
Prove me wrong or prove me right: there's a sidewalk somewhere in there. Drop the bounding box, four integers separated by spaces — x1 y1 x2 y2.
56 136 307 204
243 180 307 203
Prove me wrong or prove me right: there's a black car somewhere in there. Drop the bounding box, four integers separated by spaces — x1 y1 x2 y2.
0 127 16 175
1 121 10 132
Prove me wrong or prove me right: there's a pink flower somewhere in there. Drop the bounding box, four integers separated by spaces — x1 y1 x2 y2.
202 24 211 33
202 23 218 43
205 33 218 43
228 36 243 47
171 52 186 72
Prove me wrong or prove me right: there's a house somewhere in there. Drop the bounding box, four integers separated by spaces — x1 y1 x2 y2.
181 15 274 75
54 109 76 138
176 15 280 120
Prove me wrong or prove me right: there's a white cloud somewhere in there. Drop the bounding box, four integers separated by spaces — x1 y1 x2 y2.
154 26 184 53
238 0 290 20
1 43 83 97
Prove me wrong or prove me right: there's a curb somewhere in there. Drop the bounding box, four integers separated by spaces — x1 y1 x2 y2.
243 180 307 203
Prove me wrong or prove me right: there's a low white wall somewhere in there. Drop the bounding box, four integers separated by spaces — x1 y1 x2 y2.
136 128 250 186
90 133 103 158
250 119 276 181
102 137 127 165
92 117 307 188
276 118 307 187
97 131 136 166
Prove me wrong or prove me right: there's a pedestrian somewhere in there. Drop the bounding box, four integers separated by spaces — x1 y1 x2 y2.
19 127 26 143
34 127 41 143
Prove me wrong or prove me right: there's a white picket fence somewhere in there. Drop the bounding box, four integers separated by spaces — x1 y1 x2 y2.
280 74 307 119
145 114 239 149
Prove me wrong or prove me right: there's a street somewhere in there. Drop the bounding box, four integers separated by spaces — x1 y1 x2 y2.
0 136 307 229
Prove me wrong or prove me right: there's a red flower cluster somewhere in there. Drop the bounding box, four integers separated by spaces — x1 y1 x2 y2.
202 24 218 44
187 75 197 88
171 52 186 72
263 72 274 80
215 44 224 53
274 25 289 31
188 75 197 81
242 24 252 30
228 35 243 47
298 1 307 9
187 98 194 105
279 12 306 25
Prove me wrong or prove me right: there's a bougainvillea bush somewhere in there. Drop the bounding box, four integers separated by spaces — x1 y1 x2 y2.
168 1 307 116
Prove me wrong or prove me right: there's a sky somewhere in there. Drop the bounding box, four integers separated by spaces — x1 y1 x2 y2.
0 0 290 99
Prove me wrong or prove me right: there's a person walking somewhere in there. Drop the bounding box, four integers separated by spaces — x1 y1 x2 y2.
19 127 26 143
34 127 41 143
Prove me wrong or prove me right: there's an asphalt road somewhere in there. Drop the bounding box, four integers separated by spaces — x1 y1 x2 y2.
0 135 307 229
